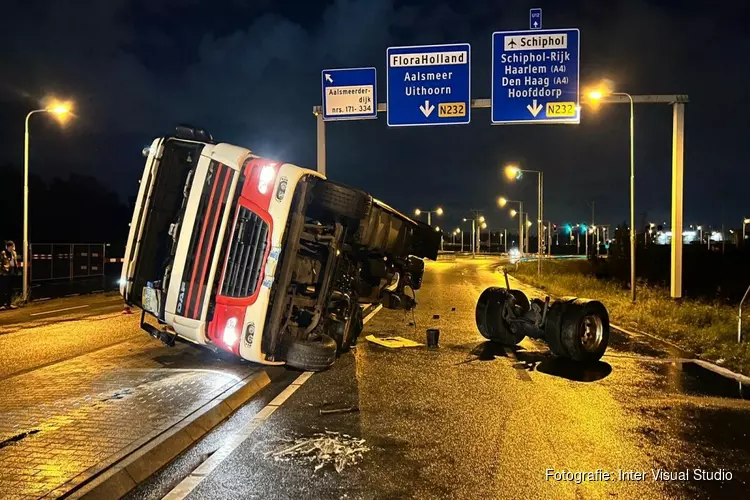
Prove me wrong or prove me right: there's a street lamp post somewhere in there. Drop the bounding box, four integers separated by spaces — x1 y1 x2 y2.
23 102 72 302
505 165 543 275
743 218 750 244
414 207 443 227
498 197 524 255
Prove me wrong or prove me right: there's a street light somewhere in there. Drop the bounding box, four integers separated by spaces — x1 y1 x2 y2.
588 84 636 301
504 163 543 275
414 207 443 226
743 218 750 243
23 99 73 301
501 197 525 255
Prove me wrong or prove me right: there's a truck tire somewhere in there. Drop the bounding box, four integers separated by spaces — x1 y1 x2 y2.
314 181 370 220
559 299 610 362
278 334 337 372
476 287 529 345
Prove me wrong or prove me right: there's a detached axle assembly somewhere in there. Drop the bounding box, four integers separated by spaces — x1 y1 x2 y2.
475 272 610 362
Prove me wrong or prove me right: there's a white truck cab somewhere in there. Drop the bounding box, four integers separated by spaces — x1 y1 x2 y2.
121 126 439 371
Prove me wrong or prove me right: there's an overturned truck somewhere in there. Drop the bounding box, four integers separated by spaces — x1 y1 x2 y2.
476 271 611 362
120 126 440 372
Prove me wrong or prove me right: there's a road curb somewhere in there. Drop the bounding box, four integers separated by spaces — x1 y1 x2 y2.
506 273 750 384
63 366 285 500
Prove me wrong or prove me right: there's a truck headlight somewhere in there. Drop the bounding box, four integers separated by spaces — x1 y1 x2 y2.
257 165 276 194
223 317 239 346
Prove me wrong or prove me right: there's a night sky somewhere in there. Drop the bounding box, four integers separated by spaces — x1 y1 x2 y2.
1 0 748 235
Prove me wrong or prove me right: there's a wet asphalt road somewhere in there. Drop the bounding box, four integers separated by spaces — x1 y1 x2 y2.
130 257 750 500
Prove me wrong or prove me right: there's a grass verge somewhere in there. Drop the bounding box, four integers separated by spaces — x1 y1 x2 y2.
512 259 750 376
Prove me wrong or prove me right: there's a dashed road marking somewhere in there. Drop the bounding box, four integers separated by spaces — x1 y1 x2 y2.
162 305 383 499
29 305 90 316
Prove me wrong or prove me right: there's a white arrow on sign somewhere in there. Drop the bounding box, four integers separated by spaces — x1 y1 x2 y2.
526 99 543 117
419 100 435 117
533 21 538 27
325 74 333 83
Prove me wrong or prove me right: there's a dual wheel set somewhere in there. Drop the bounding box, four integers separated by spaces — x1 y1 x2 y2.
475 286 611 362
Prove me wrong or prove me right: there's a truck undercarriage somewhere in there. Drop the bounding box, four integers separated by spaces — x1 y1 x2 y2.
263 178 436 370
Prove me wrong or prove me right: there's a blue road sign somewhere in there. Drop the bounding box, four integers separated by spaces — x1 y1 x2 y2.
321 67 377 121
491 28 580 125
386 43 471 127
530 8 542 30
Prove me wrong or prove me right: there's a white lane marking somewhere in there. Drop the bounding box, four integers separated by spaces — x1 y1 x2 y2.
29 305 90 316
362 304 383 324
162 309 381 500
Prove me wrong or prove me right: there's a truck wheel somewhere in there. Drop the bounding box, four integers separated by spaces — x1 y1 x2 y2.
475 287 529 345
278 334 337 372
560 300 610 362
314 181 371 220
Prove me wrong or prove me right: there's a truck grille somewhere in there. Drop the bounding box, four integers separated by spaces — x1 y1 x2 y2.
221 207 269 297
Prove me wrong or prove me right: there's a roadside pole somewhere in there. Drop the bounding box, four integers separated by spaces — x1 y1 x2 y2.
316 112 326 176
671 103 685 298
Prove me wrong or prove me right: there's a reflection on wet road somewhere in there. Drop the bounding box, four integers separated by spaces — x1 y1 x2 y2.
131 257 750 500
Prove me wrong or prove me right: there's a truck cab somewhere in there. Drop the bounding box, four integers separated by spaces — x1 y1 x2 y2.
121 126 439 370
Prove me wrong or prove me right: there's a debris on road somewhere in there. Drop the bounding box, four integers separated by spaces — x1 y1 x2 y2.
426 328 440 348
319 406 360 416
267 431 370 473
432 314 440 320
365 335 422 348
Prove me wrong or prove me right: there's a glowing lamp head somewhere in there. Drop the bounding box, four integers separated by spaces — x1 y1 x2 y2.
526 220 533 228
504 165 521 180
436 207 444 216
414 209 422 216
498 197 507 207
223 317 239 346
434 226 441 232
510 209 518 218
479 215 485 223
588 90 604 101
481 222 487 230
744 218 750 224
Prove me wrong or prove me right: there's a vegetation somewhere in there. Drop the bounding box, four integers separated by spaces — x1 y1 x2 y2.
512 259 750 375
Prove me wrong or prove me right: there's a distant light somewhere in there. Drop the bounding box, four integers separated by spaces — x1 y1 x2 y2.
510 209 518 217
434 226 441 232
744 218 750 224
479 215 485 223
497 197 507 207
481 222 487 229
504 165 521 180
415 208 422 216
118 278 126 286
436 207 444 216
588 90 603 100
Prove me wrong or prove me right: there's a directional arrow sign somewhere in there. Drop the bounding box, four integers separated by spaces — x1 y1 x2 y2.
386 43 471 127
491 28 580 125
321 67 377 121
530 8 542 30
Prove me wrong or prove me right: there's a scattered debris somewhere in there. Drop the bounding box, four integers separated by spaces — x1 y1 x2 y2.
432 314 440 320
320 406 360 416
451 307 456 312
365 335 423 348
267 431 370 473
408 321 415 326
426 328 440 348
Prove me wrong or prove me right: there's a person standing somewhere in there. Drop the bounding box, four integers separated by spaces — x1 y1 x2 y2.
0 240 19 309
